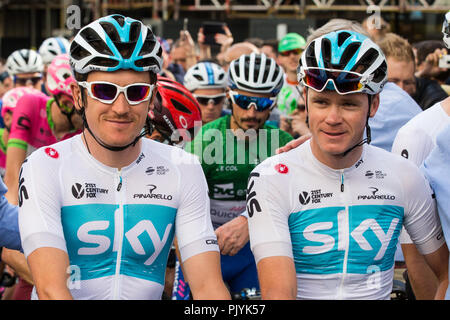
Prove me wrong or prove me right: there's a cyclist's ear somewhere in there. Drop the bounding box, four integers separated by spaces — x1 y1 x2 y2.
70 82 84 111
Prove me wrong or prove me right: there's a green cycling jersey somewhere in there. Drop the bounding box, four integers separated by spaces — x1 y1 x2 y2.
185 115 293 228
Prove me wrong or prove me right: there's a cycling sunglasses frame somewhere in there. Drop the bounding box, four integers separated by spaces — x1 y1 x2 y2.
78 81 155 105
229 90 276 112
300 67 368 95
279 48 303 57
193 93 226 106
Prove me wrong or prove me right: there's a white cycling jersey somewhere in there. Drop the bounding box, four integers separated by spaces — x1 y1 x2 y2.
18 134 218 300
392 102 450 244
247 140 444 300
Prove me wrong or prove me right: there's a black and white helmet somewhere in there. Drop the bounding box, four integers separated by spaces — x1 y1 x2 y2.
184 61 227 91
6 49 44 75
70 14 162 76
227 53 283 96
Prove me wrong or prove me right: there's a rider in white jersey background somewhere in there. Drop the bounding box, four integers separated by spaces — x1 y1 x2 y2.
246 30 449 299
18 14 230 300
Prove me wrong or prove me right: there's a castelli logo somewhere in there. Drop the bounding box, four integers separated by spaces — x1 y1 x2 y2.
45 147 59 159
274 164 289 174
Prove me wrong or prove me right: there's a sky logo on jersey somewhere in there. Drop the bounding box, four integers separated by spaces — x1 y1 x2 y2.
288 205 404 274
61 203 176 284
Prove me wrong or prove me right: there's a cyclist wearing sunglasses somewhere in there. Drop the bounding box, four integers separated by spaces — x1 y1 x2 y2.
246 30 448 300
5 49 44 91
4 54 82 206
184 61 229 124
18 14 228 300
277 32 306 117
174 52 292 300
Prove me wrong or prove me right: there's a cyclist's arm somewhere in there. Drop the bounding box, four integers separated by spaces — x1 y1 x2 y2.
422 244 449 300
400 160 448 299
4 144 27 205
246 160 297 299
1 248 33 285
182 251 230 299
27 247 72 299
175 152 230 299
18 150 70 299
257 256 297 300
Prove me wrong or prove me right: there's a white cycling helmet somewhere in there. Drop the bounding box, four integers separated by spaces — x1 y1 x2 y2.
70 14 162 76
39 37 70 65
227 52 283 96
297 30 387 95
6 49 44 75
184 61 227 91
442 11 450 49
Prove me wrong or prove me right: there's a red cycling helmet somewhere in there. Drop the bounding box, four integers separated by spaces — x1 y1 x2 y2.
150 75 202 144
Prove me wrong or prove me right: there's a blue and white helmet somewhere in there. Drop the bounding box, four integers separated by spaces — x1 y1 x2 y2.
298 30 387 95
183 61 227 91
70 14 162 76
39 37 70 65
228 53 283 96
442 11 450 49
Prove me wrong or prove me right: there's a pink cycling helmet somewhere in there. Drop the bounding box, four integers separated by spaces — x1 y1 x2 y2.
46 53 75 98
1 87 40 118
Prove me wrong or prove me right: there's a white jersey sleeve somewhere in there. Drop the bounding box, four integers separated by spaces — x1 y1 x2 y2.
18 151 67 257
246 156 294 264
398 158 445 255
173 152 219 263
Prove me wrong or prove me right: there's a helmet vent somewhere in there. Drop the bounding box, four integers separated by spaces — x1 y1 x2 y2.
338 31 352 47
80 27 114 56
351 48 379 74
171 98 192 114
338 42 360 69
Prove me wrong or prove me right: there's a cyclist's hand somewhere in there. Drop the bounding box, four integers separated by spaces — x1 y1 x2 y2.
215 216 249 256
276 134 311 154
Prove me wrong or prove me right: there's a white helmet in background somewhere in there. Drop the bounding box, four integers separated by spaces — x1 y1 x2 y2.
442 11 450 49
39 37 70 65
184 61 227 91
6 49 44 75
227 53 284 96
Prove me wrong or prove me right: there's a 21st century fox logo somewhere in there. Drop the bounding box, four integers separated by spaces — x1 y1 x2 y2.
72 183 108 199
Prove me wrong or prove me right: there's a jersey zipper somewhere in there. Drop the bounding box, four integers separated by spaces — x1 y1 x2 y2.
112 169 124 299
337 170 350 299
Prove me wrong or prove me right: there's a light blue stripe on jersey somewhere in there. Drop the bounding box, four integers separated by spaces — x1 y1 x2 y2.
61 203 176 284
288 205 404 275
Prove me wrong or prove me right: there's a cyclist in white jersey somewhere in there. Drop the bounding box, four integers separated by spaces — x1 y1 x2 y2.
18 14 229 300
246 30 448 300
389 15 450 299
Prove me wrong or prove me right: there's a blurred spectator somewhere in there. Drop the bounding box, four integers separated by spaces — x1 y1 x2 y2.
362 15 391 41
244 37 264 49
377 33 448 110
413 40 450 93
221 42 259 72
277 33 306 116
168 30 199 83
261 39 278 60
157 37 176 81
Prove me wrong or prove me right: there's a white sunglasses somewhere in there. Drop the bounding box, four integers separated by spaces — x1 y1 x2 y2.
78 81 155 105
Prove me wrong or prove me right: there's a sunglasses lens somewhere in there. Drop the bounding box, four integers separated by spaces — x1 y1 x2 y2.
127 85 150 102
196 96 225 105
281 48 302 56
304 69 363 94
91 83 117 100
233 94 274 111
